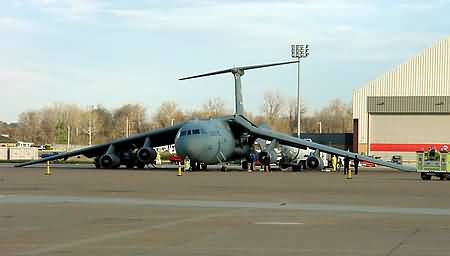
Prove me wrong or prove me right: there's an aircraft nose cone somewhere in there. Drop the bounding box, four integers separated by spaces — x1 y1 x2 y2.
175 136 200 160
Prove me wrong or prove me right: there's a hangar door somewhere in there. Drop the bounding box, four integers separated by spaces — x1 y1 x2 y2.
370 114 450 145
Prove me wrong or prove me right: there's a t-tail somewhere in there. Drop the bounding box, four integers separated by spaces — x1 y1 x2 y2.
179 60 298 115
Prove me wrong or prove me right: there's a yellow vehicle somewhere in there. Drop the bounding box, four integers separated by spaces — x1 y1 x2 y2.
416 149 450 180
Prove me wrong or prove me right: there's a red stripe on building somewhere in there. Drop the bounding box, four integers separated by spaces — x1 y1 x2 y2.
371 144 449 152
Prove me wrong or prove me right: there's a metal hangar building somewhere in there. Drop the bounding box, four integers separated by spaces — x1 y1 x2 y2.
352 36 450 162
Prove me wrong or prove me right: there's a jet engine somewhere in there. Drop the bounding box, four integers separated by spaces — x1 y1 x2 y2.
137 147 157 164
306 155 324 170
99 153 121 168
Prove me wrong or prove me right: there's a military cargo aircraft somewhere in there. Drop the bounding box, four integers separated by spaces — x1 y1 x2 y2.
16 61 415 172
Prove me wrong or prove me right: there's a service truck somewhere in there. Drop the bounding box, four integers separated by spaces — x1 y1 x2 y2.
416 150 450 180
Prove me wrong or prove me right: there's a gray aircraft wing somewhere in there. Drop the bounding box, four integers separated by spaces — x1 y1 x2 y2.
232 116 416 172
15 124 184 167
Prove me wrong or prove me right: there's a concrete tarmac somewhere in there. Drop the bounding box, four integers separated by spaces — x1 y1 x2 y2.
1 164 450 255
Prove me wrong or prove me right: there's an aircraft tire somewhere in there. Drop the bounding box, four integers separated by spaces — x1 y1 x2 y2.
301 161 307 170
242 161 249 170
137 163 146 169
292 165 301 172
421 173 431 180
201 163 207 170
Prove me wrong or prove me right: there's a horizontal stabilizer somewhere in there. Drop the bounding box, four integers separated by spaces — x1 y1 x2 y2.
179 60 298 80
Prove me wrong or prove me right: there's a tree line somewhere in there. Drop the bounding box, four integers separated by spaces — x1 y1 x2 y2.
0 92 352 145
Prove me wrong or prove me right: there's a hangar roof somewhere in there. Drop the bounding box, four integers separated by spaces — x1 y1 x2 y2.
353 36 450 118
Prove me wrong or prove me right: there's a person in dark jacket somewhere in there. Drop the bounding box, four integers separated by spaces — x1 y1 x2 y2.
343 156 350 175
354 156 359 175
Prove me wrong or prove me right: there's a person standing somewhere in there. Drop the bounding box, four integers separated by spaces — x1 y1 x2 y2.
343 156 350 175
249 149 257 172
331 155 337 172
354 156 359 175
184 156 191 172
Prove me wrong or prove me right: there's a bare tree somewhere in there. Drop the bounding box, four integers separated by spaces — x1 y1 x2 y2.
203 97 227 117
5 96 354 146
261 90 283 125
113 104 147 138
152 101 185 128
314 99 352 133
18 111 42 143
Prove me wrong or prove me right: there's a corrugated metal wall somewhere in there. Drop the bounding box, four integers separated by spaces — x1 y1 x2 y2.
367 96 450 113
353 36 450 152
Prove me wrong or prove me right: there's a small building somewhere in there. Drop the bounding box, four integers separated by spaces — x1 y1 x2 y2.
16 141 34 147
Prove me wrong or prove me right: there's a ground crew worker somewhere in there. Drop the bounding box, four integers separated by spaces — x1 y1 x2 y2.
354 156 359 175
343 156 350 175
249 149 257 172
331 155 337 172
184 156 191 172
429 146 436 160
155 151 161 165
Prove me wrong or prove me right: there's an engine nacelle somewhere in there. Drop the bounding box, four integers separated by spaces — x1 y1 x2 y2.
137 147 157 164
258 149 277 165
306 155 324 170
99 153 121 168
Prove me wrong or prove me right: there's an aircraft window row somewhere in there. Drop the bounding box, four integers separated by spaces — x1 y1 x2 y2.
179 129 209 137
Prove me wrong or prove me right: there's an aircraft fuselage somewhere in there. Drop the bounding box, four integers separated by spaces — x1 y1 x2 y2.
174 119 239 164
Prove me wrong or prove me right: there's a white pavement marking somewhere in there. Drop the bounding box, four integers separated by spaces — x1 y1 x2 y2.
253 222 304 225
3 194 450 216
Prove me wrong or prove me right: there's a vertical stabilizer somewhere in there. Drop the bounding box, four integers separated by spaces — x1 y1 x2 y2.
179 60 298 115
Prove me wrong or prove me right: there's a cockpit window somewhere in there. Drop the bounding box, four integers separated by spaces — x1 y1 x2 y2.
180 131 187 136
187 130 192 135
192 129 200 135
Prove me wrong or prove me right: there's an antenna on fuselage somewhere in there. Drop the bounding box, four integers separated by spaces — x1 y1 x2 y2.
179 60 298 116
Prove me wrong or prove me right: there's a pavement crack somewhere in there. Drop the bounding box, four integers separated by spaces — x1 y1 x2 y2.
385 227 420 256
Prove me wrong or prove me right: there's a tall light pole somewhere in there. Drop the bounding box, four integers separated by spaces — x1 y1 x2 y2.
84 105 94 146
67 126 71 151
291 44 310 138
125 116 129 138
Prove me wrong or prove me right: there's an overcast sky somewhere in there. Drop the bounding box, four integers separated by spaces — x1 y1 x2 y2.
1 0 449 122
